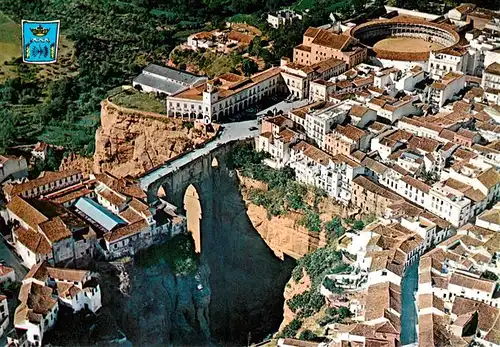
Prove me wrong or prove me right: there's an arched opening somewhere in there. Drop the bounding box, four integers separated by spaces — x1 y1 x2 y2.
157 185 167 198
211 157 219 167
184 184 202 253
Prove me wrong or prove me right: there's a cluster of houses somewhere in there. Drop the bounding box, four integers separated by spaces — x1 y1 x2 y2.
256 99 499 228
183 22 263 54
252 3 500 347
284 197 499 346
0 169 187 345
416 222 500 346
2 170 185 268
6 262 102 347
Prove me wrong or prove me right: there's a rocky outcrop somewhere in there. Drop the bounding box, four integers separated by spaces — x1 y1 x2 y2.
94 100 217 178
280 270 311 330
95 258 211 346
237 174 348 260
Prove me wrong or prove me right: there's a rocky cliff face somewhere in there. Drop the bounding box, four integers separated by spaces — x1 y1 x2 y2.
237 174 347 260
95 259 211 346
94 100 216 177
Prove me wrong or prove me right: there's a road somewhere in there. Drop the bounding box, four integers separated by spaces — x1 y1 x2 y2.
256 99 309 116
0 239 27 280
400 260 419 345
139 120 259 191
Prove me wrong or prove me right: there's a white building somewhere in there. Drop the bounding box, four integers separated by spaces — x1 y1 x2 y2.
475 201 500 232
0 155 28 184
303 102 349 148
267 9 302 28
132 64 207 96
367 95 421 123
448 271 497 304
466 30 500 76
167 68 284 121
373 66 425 94
280 57 347 100
0 295 9 338
13 262 101 346
428 47 468 79
427 72 466 109
482 62 500 91
425 181 472 227
288 141 363 203
256 115 304 168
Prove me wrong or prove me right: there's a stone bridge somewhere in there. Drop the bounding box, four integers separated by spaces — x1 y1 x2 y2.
138 120 297 343
139 119 259 252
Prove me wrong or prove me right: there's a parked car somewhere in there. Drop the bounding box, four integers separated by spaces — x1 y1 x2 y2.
249 126 258 131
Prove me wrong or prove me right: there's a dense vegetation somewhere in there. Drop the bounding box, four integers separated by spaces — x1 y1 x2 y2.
135 233 198 275
0 0 350 156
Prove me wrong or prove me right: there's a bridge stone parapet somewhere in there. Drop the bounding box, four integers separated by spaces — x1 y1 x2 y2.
142 141 235 209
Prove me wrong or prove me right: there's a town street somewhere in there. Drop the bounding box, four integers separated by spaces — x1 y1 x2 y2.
400 260 419 345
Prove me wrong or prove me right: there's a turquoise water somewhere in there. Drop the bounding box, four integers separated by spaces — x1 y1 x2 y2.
400 260 419 345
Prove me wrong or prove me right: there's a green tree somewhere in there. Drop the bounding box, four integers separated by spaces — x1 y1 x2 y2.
280 318 302 338
299 329 320 341
241 58 258 76
352 220 365 230
0 110 15 154
299 209 322 233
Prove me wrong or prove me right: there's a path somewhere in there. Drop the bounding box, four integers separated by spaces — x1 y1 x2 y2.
400 260 419 345
0 239 27 280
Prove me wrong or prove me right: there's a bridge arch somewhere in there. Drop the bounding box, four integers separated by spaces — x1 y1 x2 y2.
211 157 219 167
184 184 202 253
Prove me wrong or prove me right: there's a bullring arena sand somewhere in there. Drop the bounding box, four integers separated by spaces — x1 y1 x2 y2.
373 37 444 52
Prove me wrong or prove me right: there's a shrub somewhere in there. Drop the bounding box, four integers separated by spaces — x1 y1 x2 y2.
299 330 321 342
324 217 344 242
352 220 365 230
322 277 343 294
287 290 325 318
298 209 321 233
182 121 194 129
482 270 498 281
280 318 302 338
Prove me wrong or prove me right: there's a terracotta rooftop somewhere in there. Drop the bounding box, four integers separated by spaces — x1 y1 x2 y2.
103 220 148 243
477 167 500 190
452 296 500 335
265 115 289 127
95 172 146 199
353 176 402 202
46 266 89 283
449 272 496 293
291 140 333 166
401 175 431 193
364 282 401 321
3 170 82 198
334 124 367 142
310 28 352 51
408 136 441 153
38 216 72 243
7 196 48 231
485 62 500 76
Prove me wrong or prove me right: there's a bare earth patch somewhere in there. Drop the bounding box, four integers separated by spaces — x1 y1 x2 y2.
373 37 444 52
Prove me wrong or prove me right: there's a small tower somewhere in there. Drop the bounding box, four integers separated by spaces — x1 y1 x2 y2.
203 81 219 105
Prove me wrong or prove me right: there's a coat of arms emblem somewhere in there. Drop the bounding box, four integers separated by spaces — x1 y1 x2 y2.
22 20 60 64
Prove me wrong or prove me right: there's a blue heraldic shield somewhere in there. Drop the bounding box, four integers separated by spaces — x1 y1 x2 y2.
22 20 60 64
